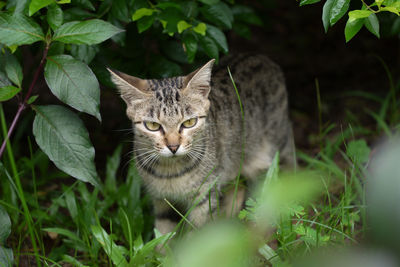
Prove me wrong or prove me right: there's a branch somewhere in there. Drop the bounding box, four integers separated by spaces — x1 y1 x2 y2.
0 44 50 159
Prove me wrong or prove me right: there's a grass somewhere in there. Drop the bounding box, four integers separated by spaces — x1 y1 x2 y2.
1 77 400 266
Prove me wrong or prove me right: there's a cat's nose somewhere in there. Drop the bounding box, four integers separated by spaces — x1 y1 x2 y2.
167 144 180 154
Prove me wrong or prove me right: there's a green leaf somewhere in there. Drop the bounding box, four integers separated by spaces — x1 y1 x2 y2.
132 8 155 21
53 19 123 45
105 145 122 194
4 52 22 88
181 1 198 18
0 86 20 102
199 35 219 63
232 22 251 39
322 0 334 32
0 205 11 244
348 10 373 21
137 15 155 33
0 2 6 10
177 20 192 34
42 227 85 247
61 255 89 267
0 72 11 88
346 139 371 164
32 105 101 187
47 4 63 30
150 57 182 78
27 95 39 104
345 16 364 42
329 0 350 25
198 0 220 5
111 0 131 23
381 6 400 15
183 32 197 63
201 2 233 29
0 13 45 46
231 5 262 26
91 225 128 267
364 13 380 38
71 0 95 11
193 22 206 36
44 55 101 120
70 44 99 64
29 0 54 16
300 0 321 6
206 24 228 53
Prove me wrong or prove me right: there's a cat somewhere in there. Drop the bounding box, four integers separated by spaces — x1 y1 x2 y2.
108 53 295 235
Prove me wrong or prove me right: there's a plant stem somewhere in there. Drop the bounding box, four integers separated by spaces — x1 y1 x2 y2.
0 44 49 159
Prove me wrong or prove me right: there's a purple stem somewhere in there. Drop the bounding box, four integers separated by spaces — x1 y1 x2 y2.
0 45 49 159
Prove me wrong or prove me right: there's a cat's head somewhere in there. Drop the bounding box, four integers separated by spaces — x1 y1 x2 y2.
108 59 214 158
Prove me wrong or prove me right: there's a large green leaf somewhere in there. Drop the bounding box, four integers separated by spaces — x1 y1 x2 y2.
364 13 380 38
201 2 233 29
29 0 54 16
199 35 219 63
183 32 197 63
4 51 23 88
44 54 101 120
32 105 100 187
344 16 364 42
206 24 228 53
0 86 21 102
322 0 334 32
0 13 44 46
53 19 123 45
91 225 128 267
0 72 11 88
47 3 63 30
329 0 350 25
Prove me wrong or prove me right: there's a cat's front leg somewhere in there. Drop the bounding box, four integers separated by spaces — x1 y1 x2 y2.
188 188 219 227
153 198 179 235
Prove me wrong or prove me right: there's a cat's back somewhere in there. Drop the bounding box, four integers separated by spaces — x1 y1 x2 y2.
209 53 294 175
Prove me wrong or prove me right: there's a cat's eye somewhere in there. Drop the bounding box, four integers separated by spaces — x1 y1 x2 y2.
182 118 198 128
144 121 161 131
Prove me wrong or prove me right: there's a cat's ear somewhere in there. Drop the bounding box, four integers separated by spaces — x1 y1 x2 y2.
107 68 150 105
183 59 215 98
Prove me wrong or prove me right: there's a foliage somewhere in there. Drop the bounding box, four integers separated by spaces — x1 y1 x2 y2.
299 0 400 42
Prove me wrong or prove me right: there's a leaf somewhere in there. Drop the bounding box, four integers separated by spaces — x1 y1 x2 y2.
206 24 228 53
42 227 84 245
346 139 371 164
53 19 124 45
110 0 131 23
137 15 155 33
198 0 220 5
0 13 45 46
91 225 128 267
181 1 198 18
300 0 321 6
132 8 155 21
105 145 122 194
177 20 192 34
29 0 54 16
32 105 101 187
348 10 373 22
364 13 380 38
0 72 11 88
329 0 350 25
231 5 262 26
150 57 182 78
44 54 101 120
4 52 22 88
232 22 251 39
345 16 364 42
201 2 233 29
199 35 219 63
0 205 11 244
193 22 206 36
183 32 197 63
27 95 39 104
322 0 334 32
0 86 20 102
381 6 400 15
70 44 99 64
61 255 89 267
71 0 95 11
47 4 63 30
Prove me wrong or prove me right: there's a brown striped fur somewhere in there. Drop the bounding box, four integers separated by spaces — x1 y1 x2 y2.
108 54 295 234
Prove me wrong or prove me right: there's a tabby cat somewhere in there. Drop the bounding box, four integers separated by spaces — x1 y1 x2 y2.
108 54 295 234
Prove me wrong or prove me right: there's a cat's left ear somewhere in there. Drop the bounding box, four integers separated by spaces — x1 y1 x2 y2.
183 59 215 98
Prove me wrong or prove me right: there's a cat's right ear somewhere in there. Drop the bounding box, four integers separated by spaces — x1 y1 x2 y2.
107 68 150 105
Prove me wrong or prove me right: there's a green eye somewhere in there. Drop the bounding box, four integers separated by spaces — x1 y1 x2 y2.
144 121 161 131
182 118 198 128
